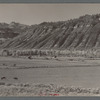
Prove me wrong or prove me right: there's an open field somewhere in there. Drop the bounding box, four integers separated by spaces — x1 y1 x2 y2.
0 56 100 96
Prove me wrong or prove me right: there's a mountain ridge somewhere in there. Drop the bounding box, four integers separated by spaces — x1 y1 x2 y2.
1 14 100 50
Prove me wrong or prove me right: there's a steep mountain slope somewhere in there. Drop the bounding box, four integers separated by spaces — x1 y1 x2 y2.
0 28 19 45
0 22 29 34
1 14 100 50
8 22 30 34
0 22 30 45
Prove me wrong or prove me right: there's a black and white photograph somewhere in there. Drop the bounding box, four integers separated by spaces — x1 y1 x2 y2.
0 3 100 96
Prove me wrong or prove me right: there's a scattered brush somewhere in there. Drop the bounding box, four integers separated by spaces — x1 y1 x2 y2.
1 77 6 80
0 83 99 96
2 63 7 66
13 64 16 67
13 77 18 80
0 82 5 85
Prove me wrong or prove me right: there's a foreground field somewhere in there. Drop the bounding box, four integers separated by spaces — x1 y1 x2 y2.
0 56 100 96
0 83 100 96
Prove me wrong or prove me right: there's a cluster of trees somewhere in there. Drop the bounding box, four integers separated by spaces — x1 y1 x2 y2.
1 49 100 58
9 49 59 57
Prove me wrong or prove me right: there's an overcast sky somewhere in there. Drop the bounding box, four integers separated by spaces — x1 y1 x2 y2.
0 4 100 25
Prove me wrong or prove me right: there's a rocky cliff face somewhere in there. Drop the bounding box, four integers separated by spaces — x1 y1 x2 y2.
1 14 100 50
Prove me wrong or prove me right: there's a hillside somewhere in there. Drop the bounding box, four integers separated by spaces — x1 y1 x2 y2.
0 22 29 34
0 28 19 45
0 22 30 45
1 14 100 50
8 22 30 34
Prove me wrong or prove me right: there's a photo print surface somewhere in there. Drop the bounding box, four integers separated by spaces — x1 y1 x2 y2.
0 4 100 96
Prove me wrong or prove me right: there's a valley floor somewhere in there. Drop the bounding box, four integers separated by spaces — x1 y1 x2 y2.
0 56 100 96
